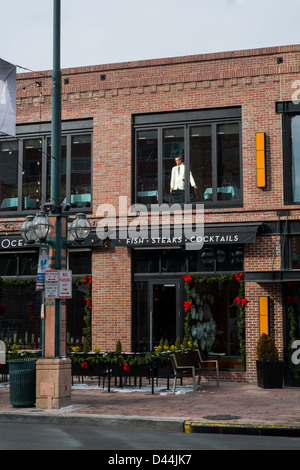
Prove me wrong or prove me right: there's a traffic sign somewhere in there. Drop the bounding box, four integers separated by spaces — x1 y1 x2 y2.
58 270 72 299
45 270 59 299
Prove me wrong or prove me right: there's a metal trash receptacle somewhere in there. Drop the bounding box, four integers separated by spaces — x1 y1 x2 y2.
8 358 37 407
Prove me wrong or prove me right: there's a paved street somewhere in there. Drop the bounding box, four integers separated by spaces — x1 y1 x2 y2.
1 421 300 450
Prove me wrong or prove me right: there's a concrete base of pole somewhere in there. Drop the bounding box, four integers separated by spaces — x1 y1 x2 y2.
35 358 72 409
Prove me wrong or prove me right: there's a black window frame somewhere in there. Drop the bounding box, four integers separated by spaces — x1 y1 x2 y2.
276 101 300 205
133 245 244 276
133 107 243 209
0 119 93 216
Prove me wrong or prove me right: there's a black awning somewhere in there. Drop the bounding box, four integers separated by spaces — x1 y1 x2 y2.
113 222 262 247
202 222 262 245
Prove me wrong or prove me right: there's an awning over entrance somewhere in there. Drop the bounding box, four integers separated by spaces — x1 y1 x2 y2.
113 222 262 248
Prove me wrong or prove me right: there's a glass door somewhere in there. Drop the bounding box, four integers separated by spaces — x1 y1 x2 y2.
149 280 182 351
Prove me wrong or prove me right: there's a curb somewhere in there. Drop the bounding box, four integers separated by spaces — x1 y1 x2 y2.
0 411 185 432
184 420 300 437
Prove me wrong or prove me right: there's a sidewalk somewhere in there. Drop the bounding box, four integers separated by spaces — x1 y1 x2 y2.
1 378 300 436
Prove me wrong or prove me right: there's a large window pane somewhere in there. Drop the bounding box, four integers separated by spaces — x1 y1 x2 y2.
0 141 18 211
69 251 91 274
134 250 159 273
0 254 18 276
133 281 148 352
189 247 216 272
136 130 158 204
71 135 91 208
161 250 186 272
217 123 240 200
291 116 300 203
190 280 240 356
22 139 42 210
229 246 243 272
164 128 185 203
0 284 41 349
19 253 38 276
190 126 212 202
292 236 300 269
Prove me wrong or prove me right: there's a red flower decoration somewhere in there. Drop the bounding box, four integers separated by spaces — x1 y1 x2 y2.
124 363 130 372
288 282 298 289
184 301 192 311
81 361 88 369
183 274 192 283
288 296 298 303
236 296 248 306
235 273 244 281
86 299 92 309
83 276 92 284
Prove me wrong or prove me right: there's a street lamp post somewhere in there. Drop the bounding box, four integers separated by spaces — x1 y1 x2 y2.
19 0 91 409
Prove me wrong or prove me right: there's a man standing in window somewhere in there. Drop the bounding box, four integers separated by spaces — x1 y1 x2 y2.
170 157 197 202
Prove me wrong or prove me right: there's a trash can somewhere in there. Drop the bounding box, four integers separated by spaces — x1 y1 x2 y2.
8 358 37 407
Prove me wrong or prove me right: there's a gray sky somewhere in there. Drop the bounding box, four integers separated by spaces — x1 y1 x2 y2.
1 0 300 72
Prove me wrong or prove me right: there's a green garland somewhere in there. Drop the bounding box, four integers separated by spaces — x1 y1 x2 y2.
72 276 92 353
287 302 299 379
0 277 36 286
184 273 246 369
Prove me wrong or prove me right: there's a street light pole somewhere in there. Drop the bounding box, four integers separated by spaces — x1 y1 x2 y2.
35 0 70 409
51 0 62 358
20 0 91 408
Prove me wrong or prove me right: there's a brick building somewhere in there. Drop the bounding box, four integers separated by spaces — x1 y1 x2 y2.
1 44 300 384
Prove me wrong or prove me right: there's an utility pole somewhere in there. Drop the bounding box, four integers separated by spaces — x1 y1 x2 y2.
35 0 72 409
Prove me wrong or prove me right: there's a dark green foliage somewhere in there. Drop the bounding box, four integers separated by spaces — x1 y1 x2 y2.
256 333 279 362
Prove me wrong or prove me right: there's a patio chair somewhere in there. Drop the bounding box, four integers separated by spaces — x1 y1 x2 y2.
170 349 219 394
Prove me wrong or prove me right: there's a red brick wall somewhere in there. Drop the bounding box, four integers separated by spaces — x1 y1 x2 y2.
91 246 132 352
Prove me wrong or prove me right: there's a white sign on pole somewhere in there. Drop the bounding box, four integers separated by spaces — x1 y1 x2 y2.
0 340 6 365
59 270 72 299
45 270 59 299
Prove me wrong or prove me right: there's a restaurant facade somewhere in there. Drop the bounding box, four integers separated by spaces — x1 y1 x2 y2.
1 44 300 384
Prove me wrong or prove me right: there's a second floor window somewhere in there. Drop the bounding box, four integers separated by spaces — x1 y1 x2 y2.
134 108 242 207
0 120 92 213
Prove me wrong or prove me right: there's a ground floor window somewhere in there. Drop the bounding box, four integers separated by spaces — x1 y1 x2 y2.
66 285 87 349
187 279 241 356
0 250 91 351
133 277 241 358
0 282 41 349
0 280 90 351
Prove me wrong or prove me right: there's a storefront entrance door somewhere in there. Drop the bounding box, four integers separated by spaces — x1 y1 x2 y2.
149 280 181 350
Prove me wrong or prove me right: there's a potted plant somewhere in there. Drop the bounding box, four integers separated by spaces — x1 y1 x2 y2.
256 333 284 388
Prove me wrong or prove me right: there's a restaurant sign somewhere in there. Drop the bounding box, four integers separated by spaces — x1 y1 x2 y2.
0 235 25 250
113 224 260 247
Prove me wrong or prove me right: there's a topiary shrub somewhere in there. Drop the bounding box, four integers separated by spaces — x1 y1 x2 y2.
115 340 122 355
256 333 279 362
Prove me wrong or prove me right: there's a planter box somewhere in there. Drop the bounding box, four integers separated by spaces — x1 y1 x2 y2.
256 360 284 389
